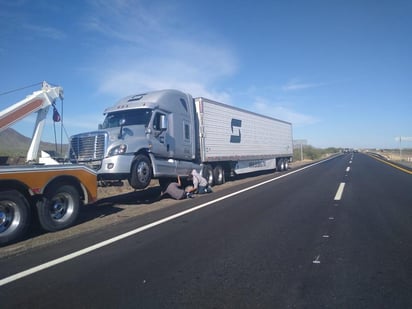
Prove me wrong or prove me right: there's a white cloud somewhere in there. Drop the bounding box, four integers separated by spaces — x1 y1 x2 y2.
23 24 66 40
84 1 237 104
252 97 319 126
83 0 179 46
97 43 236 98
282 79 325 91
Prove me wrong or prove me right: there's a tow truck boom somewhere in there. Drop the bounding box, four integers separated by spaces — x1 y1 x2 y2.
0 81 63 162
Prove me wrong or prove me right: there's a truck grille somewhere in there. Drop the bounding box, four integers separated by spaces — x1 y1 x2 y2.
69 132 107 164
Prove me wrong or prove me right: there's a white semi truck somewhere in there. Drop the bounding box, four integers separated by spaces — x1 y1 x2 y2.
69 90 293 189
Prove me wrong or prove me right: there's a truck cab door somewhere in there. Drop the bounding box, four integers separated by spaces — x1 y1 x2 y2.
150 112 173 158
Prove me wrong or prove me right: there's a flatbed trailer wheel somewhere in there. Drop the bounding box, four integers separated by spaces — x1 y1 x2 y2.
37 184 80 232
0 190 30 245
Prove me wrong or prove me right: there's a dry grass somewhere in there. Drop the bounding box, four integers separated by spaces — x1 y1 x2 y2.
380 150 412 167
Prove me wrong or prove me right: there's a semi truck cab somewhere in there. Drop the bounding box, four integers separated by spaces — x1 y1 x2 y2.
69 90 201 189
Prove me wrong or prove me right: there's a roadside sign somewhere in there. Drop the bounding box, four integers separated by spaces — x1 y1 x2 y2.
395 137 412 142
293 139 307 146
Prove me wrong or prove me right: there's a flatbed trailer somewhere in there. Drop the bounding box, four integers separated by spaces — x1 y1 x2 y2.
0 164 97 245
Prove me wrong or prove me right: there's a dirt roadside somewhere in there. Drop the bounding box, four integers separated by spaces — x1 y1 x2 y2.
0 160 313 258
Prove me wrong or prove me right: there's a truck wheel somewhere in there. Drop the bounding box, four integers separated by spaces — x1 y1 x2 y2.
130 154 152 189
0 190 31 245
213 165 225 185
202 165 214 186
277 159 285 171
37 184 80 232
284 159 289 170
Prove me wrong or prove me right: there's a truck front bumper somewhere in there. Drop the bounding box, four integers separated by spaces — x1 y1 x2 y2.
97 154 135 180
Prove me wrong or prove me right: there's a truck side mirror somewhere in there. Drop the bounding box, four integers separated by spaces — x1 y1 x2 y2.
160 114 168 130
118 118 126 139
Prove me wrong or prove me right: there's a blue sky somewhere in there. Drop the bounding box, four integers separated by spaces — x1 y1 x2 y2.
0 0 411 149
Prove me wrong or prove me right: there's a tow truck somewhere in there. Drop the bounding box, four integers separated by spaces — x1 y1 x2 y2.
0 82 97 245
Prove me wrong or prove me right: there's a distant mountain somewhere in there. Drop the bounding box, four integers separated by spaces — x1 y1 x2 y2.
0 128 68 157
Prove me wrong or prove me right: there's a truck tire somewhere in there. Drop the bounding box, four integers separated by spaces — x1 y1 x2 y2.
202 164 214 187
130 154 152 189
277 159 285 171
37 184 80 232
284 159 289 170
0 190 31 245
213 165 225 185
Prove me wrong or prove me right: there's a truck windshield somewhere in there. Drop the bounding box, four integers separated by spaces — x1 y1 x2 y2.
102 108 152 129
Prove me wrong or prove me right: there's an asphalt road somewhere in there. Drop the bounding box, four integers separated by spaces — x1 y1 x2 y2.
1 153 412 308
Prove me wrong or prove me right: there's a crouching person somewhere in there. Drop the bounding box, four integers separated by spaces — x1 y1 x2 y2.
188 169 213 194
161 176 193 200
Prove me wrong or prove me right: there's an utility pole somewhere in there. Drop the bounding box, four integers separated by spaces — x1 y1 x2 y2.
396 136 412 161
293 139 307 161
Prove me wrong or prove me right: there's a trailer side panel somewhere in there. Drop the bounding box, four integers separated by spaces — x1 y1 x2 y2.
195 97 293 162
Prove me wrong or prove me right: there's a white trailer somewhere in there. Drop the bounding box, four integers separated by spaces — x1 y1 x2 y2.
69 90 293 189
195 97 293 184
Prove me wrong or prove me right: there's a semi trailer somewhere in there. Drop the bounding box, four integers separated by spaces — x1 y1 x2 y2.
69 90 293 189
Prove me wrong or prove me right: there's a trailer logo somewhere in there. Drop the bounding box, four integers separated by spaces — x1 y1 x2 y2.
230 118 242 143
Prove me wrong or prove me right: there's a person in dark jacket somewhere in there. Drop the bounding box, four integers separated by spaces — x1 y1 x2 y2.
161 176 193 200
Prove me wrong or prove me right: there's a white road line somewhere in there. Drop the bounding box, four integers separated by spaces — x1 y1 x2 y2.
346 166 350 172
334 182 346 201
0 156 338 287
313 255 321 264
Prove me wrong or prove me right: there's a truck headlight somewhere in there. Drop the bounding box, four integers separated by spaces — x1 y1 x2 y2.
109 144 127 156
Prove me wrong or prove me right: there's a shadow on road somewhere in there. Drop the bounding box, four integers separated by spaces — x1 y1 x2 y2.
78 186 163 223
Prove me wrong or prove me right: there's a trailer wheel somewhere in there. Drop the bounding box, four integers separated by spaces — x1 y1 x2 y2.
37 184 80 232
130 154 152 189
284 159 289 170
277 159 285 171
202 165 214 186
213 165 225 185
0 190 30 245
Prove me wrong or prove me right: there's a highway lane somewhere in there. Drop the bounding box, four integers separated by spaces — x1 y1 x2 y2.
312 153 412 308
1 153 412 308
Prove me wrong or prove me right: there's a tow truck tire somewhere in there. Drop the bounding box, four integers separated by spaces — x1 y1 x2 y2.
37 184 80 232
130 154 152 189
0 190 30 246
213 165 225 185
